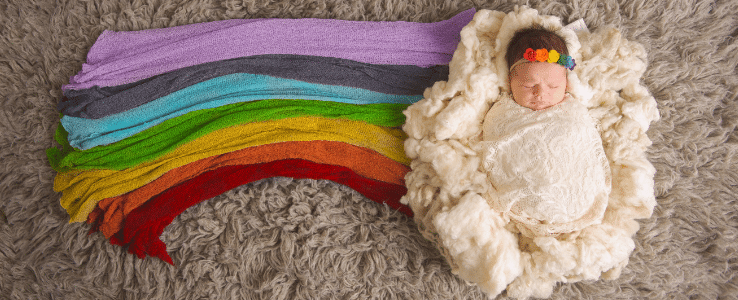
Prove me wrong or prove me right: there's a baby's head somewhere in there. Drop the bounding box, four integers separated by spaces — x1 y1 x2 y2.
505 28 573 111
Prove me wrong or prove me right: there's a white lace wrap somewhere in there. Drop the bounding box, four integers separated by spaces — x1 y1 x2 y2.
401 6 659 299
481 94 611 237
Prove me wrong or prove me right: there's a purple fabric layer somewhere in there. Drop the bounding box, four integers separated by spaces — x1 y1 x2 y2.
63 8 475 91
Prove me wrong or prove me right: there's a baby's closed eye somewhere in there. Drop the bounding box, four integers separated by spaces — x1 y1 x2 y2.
522 83 559 88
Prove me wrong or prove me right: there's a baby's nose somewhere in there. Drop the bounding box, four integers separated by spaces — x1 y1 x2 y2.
533 85 542 94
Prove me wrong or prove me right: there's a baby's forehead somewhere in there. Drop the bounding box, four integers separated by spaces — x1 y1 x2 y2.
510 62 567 81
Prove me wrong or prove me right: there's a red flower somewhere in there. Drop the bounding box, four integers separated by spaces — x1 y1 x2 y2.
524 48 537 62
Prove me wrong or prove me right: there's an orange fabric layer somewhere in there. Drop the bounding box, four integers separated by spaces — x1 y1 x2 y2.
88 140 410 238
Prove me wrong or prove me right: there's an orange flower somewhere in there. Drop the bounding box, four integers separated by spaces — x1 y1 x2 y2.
535 49 548 62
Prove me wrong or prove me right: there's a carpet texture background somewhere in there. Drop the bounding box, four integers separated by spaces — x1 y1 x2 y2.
0 0 736 299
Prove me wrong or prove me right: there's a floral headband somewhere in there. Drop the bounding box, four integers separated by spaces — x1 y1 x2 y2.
510 48 576 71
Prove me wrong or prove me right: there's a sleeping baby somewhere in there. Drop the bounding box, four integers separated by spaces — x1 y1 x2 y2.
480 28 611 238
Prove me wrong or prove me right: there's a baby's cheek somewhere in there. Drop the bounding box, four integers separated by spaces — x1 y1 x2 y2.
551 88 567 105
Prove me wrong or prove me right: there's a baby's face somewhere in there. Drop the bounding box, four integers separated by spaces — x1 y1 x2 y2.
509 62 567 111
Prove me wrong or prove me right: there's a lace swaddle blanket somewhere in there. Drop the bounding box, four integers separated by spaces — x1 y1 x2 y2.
480 93 610 237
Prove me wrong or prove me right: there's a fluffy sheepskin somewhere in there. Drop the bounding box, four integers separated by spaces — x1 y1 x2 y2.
401 6 660 299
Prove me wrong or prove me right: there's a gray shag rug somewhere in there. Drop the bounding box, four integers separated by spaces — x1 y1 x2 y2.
1 0 736 299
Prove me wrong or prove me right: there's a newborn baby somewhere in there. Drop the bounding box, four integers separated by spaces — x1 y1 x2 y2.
481 28 611 237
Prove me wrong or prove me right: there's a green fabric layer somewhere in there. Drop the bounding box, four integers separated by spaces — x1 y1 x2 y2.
47 99 408 172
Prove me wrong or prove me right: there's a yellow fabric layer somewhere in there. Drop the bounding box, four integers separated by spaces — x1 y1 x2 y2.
55 116 408 222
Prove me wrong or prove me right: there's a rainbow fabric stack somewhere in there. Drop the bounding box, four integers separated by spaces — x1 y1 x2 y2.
46 9 475 265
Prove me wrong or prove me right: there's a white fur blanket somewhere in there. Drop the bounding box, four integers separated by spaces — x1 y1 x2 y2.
401 7 659 298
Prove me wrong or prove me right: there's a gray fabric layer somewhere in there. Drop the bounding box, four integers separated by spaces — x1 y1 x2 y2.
60 54 449 119
0 0 736 299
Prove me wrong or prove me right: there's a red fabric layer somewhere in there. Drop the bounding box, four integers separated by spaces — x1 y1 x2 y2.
86 140 410 239
103 159 411 265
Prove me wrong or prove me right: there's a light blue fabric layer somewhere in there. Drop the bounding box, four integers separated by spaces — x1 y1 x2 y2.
61 73 422 150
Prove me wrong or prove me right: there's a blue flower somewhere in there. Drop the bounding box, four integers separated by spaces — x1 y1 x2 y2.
565 56 576 70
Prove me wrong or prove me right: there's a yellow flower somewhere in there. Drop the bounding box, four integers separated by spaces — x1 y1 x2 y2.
547 50 560 63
